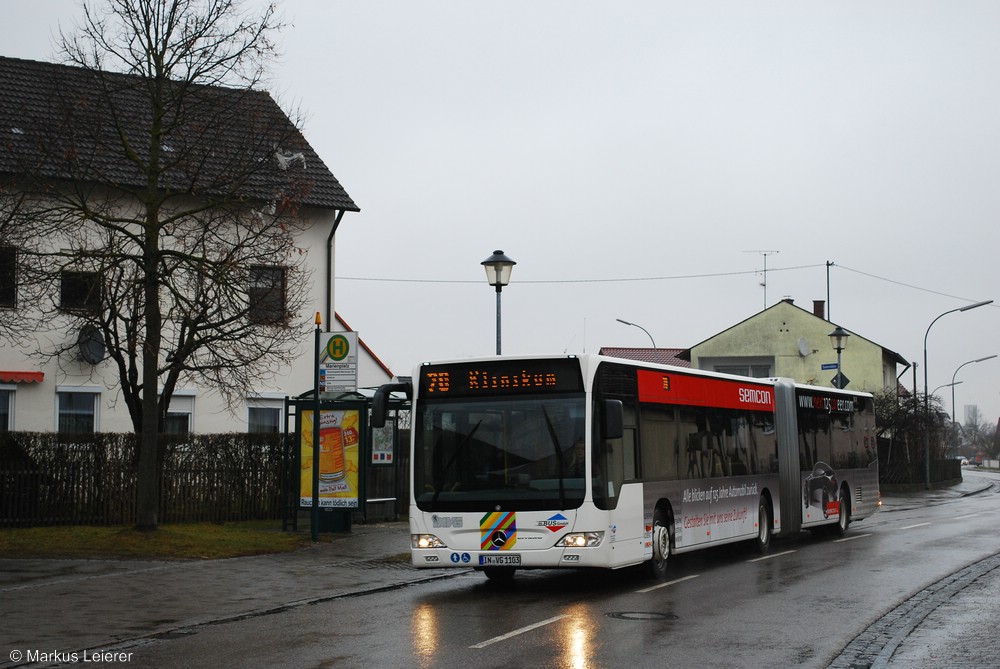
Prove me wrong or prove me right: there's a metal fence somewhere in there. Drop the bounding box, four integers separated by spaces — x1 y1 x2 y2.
0 432 284 527
879 457 962 487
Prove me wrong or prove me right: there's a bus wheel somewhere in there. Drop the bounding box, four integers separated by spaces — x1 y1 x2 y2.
755 497 772 554
833 490 851 536
646 507 671 579
483 567 516 582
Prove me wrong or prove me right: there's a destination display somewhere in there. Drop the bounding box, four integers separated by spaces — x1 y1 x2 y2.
418 358 584 398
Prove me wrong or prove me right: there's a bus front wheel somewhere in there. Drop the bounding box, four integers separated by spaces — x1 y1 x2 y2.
483 566 516 581
646 507 672 579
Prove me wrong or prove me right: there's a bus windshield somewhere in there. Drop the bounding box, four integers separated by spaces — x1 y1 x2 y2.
413 394 588 512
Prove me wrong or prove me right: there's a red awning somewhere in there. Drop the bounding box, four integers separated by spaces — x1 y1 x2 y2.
0 371 44 383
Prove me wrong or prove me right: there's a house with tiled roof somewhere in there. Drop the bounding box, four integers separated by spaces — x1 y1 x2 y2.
601 301 908 396
682 299 909 394
0 56 390 434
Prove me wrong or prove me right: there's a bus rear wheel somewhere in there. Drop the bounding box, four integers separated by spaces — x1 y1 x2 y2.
833 490 851 536
755 497 772 554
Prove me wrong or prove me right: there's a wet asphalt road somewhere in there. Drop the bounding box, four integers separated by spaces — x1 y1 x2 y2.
2 469 999 668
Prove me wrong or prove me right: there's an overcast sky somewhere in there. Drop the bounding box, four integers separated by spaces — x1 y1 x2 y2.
4 1 999 426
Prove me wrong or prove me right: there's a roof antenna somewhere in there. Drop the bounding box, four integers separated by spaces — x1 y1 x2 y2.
744 250 779 309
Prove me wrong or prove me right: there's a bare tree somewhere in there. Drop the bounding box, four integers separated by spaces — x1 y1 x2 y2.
960 408 997 456
873 388 950 482
0 0 334 530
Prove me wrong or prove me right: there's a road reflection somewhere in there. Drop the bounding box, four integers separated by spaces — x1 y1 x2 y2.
411 602 439 668
558 603 597 669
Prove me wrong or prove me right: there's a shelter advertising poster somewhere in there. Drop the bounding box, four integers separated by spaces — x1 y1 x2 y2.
300 409 360 508
371 422 394 464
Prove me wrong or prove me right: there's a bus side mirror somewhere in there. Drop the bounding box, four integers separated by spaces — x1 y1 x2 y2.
371 379 412 428
602 399 623 440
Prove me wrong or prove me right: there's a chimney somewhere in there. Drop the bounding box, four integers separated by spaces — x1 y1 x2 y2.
813 300 826 319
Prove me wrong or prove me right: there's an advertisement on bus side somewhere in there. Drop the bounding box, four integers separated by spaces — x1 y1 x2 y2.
675 476 772 547
802 461 841 523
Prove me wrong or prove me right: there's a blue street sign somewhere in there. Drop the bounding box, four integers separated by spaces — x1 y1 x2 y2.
821 363 839 370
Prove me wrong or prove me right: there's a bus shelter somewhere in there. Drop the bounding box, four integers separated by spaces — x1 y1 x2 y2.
281 389 410 537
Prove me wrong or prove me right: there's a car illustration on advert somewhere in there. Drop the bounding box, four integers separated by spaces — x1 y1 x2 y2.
803 462 839 518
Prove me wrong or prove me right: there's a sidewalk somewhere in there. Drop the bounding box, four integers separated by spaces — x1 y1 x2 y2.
1 521 442 665
1 474 998 667
879 470 998 511
839 470 1000 668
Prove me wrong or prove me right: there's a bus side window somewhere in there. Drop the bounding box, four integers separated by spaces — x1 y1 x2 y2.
622 427 637 481
639 404 678 480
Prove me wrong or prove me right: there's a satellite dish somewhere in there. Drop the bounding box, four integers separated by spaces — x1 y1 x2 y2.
77 324 106 364
797 337 810 357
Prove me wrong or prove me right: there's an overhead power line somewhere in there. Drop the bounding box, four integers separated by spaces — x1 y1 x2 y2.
336 263 825 285
835 264 998 306
336 262 997 309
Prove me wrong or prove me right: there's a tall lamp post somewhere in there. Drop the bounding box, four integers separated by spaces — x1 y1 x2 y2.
616 318 657 348
950 354 998 448
481 250 516 355
828 325 850 389
923 299 993 488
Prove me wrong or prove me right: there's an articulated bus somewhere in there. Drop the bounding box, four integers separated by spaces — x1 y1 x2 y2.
371 354 879 580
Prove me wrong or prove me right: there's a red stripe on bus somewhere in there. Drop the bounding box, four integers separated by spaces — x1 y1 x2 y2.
636 369 775 411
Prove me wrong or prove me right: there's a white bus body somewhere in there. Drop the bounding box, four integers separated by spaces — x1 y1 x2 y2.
372 354 879 579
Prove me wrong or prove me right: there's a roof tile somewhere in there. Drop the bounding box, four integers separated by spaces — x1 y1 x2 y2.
0 56 358 212
598 347 691 368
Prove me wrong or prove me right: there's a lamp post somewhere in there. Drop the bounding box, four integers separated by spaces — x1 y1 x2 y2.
481 250 515 355
828 325 850 389
930 381 963 457
616 318 657 348
923 299 993 488
950 354 998 449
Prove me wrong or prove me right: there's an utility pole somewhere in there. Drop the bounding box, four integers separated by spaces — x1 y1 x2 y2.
826 260 835 321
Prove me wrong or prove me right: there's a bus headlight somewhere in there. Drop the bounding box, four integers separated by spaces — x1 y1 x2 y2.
412 534 447 549
556 532 604 548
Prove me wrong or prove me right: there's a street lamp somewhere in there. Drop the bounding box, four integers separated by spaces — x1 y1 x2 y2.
828 325 850 389
929 381 963 458
923 299 993 488
950 354 998 436
481 250 516 355
931 381 962 397
616 318 657 348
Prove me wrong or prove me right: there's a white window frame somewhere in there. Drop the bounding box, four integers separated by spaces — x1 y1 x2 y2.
163 391 196 435
55 386 101 433
0 384 14 431
247 265 287 324
247 393 285 433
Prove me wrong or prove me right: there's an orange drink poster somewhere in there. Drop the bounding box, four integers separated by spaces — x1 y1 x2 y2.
300 409 360 507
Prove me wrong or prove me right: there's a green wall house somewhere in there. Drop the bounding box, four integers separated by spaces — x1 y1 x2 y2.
684 299 909 395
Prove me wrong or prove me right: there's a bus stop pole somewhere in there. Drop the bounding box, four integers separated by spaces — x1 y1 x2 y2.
311 315 322 542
